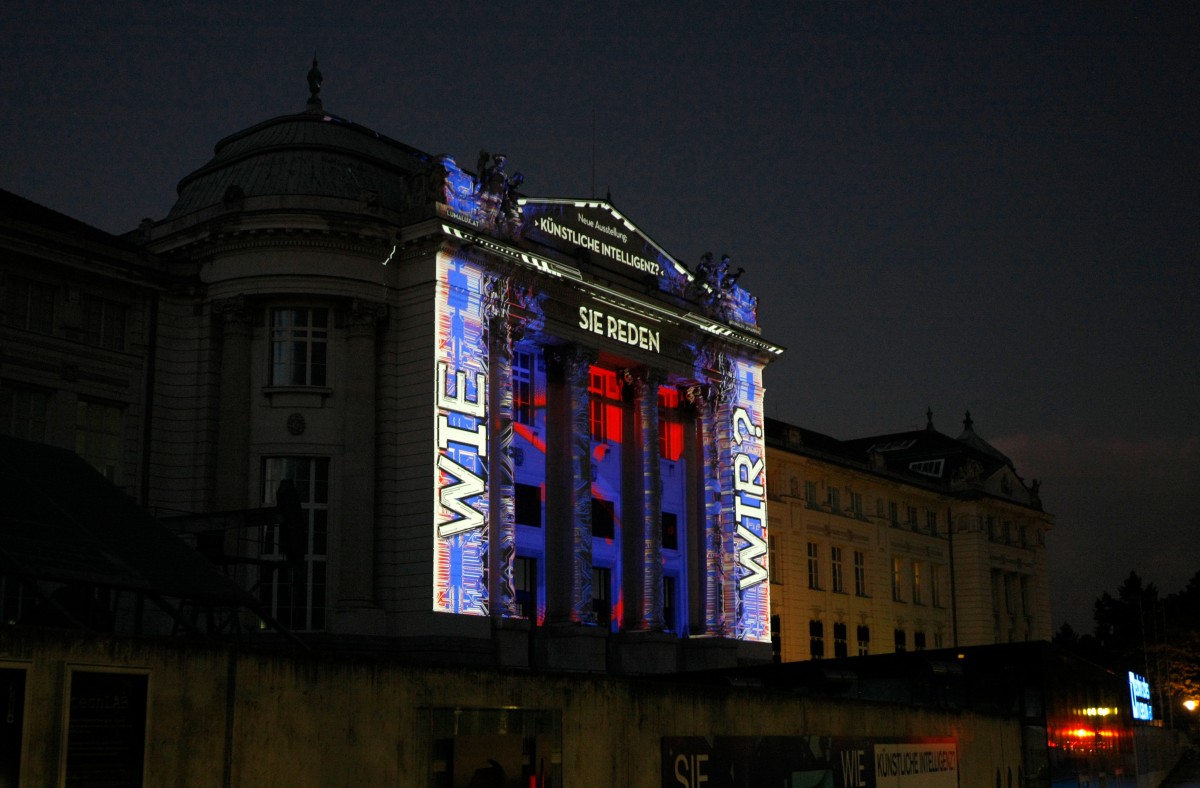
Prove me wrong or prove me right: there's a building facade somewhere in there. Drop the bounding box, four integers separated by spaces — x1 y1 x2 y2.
2 75 781 672
765 413 1053 663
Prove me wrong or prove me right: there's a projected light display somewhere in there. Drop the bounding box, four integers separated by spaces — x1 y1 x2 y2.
433 252 490 615
429 183 775 643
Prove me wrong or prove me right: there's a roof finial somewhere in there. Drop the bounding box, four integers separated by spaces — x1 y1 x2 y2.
926 407 934 430
963 410 974 432
306 55 323 112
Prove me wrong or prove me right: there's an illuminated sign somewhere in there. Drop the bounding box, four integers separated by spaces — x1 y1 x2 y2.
731 406 767 590
1129 671 1153 721
433 252 490 616
578 305 661 353
522 200 681 281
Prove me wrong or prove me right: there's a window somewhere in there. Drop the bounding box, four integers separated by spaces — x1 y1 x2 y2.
804 481 817 507
894 629 907 653
512 350 534 425
81 295 127 350
907 505 918 531
771 615 782 664
934 632 944 649
591 498 615 539
927 510 939 536
663 575 676 632
588 367 620 442
830 546 844 593
270 308 328 386
515 483 542 527
827 486 841 512
809 620 825 659
3 277 54 333
850 491 863 517
657 387 683 460
261 457 330 631
888 501 899 526
515 556 539 622
768 535 780 583
833 622 848 658
912 560 923 605
1003 520 1012 545
807 542 820 589
662 512 679 551
856 625 870 656
931 564 944 608
0 382 49 442
853 550 867 597
986 516 996 540
914 631 926 651
891 557 904 602
592 566 611 626
76 400 123 483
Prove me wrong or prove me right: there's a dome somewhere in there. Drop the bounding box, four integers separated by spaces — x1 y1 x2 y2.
167 108 434 221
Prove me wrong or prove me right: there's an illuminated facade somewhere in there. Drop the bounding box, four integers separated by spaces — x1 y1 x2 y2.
765 413 1052 662
123 84 781 671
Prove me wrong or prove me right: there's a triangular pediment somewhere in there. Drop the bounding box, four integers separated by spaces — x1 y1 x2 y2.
519 198 691 286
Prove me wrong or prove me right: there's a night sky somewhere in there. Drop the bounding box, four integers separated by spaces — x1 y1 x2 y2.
5 2 1197 631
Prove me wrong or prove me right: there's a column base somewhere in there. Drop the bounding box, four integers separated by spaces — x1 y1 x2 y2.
609 630 679 675
537 623 608 673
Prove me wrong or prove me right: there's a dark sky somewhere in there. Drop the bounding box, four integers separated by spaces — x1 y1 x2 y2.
5 2 1198 630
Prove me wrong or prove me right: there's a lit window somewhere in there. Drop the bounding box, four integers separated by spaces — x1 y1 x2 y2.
270 308 328 386
81 295 127 350
657 386 683 460
3 277 54 333
512 350 534 425
587 367 620 442
0 382 49 442
261 456 330 631
76 400 123 483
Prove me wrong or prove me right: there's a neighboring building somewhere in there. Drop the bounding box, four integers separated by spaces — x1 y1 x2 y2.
1 69 782 673
765 411 1052 663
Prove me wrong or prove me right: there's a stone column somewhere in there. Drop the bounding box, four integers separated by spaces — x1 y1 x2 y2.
214 297 251 511
543 345 596 624
619 367 665 631
487 312 518 619
692 385 726 636
337 299 387 613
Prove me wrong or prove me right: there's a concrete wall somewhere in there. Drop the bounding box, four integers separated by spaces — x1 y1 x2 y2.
1 628 1025 787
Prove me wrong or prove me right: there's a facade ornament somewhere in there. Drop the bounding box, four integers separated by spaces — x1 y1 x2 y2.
691 252 758 328
474 151 525 239
306 56 323 112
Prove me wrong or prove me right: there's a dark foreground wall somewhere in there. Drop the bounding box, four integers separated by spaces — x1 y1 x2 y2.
0 628 1024 786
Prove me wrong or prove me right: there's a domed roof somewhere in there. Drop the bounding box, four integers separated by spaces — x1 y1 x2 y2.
167 102 434 221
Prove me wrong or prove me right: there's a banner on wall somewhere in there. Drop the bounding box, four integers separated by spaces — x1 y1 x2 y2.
433 251 490 616
662 736 958 788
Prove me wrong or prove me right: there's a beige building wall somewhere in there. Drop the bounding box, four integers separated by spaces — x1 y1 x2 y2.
768 435 1051 663
1 628 1025 787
